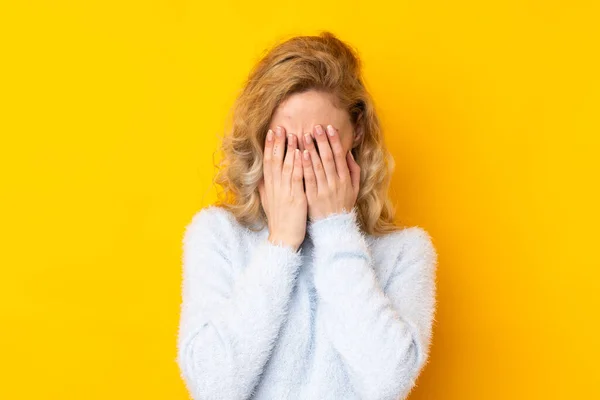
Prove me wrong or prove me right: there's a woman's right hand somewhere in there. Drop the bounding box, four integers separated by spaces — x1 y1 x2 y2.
258 125 307 252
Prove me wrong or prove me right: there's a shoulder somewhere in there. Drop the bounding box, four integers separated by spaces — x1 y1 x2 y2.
186 205 235 229
395 226 436 256
183 205 241 245
372 225 438 273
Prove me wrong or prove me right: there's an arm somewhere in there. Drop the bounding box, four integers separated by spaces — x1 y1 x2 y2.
307 207 438 400
176 206 304 400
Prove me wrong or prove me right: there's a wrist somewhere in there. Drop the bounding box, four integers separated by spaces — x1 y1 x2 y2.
268 235 299 252
307 207 360 245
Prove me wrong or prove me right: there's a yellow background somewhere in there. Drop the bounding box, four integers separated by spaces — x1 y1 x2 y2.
1 1 599 399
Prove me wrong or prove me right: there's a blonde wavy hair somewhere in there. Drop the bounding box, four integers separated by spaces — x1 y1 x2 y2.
212 31 403 236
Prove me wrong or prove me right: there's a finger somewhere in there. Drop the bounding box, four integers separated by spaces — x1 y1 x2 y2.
263 129 274 195
313 125 337 186
303 130 327 193
347 150 361 196
326 124 351 183
272 126 286 187
302 147 318 200
282 132 297 193
292 148 304 198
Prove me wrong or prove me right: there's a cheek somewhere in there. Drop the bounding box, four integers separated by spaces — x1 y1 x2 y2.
342 136 353 155
304 137 321 158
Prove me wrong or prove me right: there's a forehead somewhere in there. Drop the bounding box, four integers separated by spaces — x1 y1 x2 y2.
271 90 351 132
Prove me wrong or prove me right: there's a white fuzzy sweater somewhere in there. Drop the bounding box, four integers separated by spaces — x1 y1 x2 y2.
176 205 438 400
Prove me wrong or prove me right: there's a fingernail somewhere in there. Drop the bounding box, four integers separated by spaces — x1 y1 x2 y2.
275 126 283 137
287 133 293 143
327 125 335 136
315 125 324 136
267 129 273 141
303 149 310 160
304 133 312 144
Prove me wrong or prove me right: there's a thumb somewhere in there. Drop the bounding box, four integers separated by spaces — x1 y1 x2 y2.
258 178 267 212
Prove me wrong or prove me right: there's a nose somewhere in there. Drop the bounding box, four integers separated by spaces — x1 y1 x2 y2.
295 131 318 153
282 130 320 160
294 132 308 152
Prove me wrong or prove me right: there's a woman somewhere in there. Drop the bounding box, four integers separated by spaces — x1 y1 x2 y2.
176 31 438 400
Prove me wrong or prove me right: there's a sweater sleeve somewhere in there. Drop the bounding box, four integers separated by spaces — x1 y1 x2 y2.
307 207 438 400
176 206 304 400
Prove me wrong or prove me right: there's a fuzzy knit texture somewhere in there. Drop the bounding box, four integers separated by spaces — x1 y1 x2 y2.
176 205 438 400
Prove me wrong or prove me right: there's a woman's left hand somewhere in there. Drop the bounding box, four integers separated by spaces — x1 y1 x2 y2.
302 124 361 222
